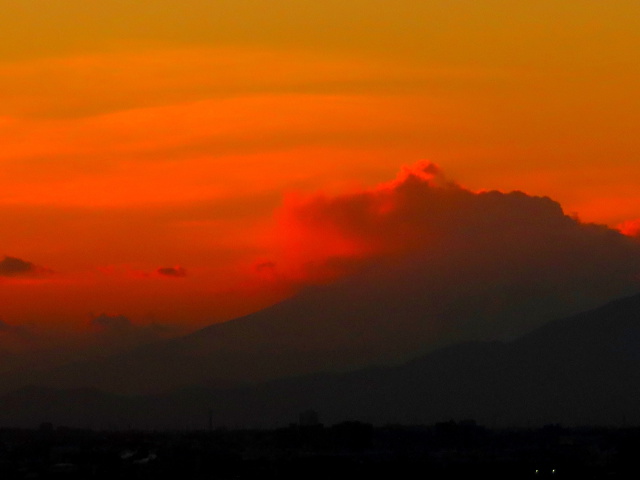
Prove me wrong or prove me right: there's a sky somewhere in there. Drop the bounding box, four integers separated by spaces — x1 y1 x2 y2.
1 1 640 364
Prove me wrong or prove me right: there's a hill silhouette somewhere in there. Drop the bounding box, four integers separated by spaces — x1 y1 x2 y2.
2 292 640 428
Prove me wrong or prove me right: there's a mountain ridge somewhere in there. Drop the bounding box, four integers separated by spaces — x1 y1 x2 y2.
2 292 640 429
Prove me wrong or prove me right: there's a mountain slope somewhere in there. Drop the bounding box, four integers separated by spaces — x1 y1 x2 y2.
2 292 640 428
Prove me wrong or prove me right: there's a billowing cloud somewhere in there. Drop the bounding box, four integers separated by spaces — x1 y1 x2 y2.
270 161 640 350
156 266 187 278
0 256 48 277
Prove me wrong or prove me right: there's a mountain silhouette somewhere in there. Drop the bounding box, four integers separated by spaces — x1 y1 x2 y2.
2 292 640 428
6 178 640 396
6 265 634 396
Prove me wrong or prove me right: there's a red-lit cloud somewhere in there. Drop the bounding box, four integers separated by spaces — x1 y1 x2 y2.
278 161 452 262
618 219 640 238
266 161 640 347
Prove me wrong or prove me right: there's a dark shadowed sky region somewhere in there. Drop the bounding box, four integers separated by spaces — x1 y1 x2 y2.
0 1 639 375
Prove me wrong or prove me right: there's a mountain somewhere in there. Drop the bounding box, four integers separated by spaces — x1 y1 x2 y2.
7 181 640 395
5 242 637 397
2 292 640 429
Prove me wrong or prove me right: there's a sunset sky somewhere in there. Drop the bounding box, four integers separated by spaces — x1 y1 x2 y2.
1 1 639 360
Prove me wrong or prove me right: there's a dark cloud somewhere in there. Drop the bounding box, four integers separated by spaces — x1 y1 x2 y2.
255 261 276 272
276 161 640 352
156 266 187 278
0 256 43 277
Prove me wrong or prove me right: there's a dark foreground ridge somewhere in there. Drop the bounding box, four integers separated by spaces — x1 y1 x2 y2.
3 292 640 429
0 421 638 479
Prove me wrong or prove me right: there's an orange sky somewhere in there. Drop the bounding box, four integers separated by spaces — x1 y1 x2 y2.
1 1 639 350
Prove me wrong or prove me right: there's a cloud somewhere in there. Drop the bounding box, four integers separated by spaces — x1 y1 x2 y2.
255 261 276 271
0 256 49 277
272 161 640 348
618 219 640 238
275 162 460 271
156 266 187 278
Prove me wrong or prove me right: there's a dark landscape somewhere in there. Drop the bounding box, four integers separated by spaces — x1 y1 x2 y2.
2 292 640 430
3 421 640 479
